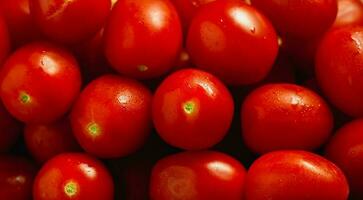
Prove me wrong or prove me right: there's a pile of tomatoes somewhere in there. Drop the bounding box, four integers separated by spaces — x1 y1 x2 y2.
1 0 363 199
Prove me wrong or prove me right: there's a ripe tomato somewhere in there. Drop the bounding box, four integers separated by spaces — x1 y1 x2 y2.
316 26 363 117
0 16 10 65
29 0 111 44
250 0 337 39
0 42 82 124
0 101 21 152
187 0 278 85
71 75 152 158
152 69 234 150
0 0 41 47
241 84 333 154
325 119 363 199
0 156 37 200
150 151 246 200
24 118 80 163
245 151 349 200
33 153 114 200
333 0 363 28
104 0 182 79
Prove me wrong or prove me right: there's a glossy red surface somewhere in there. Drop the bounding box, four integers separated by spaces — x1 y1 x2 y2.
333 0 363 28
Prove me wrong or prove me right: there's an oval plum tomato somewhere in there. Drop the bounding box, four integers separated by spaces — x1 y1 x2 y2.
71 75 152 158
24 118 80 163
316 26 363 117
241 84 333 154
152 69 234 150
0 0 41 47
0 156 37 200
186 0 278 85
150 151 246 200
325 119 363 198
0 16 10 65
250 0 338 39
33 153 114 200
104 0 183 79
245 151 349 200
0 42 82 124
0 101 21 152
333 0 363 28
29 0 111 44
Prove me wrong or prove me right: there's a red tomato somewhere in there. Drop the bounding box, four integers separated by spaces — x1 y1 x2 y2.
0 0 41 47
104 0 182 79
152 69 234 150
33 153 114 200
71 75 152 158
0 16 10 65
0 101 21 152
0 42 82 124
316 26 363 117
0 156 37 200
187 0 278 85
24 118 81 163
29 0 111 44
241 84 333 154
245 151 349 200
333 0 363 28
250 0 337 39
150 151 246 200
325 119 363 198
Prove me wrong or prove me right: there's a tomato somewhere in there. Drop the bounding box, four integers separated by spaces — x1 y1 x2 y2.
29 0 111 44
0 101 21 152
71 75 152 158
104 0 182 79
0 0 41 47
152 69 234 150
150 151 246 200
187 0 278 85
333 0 363 28
24 118 81 163
0 42 82 124
245 150 349 200
316 26 363 117
0 156 37 200
0 16 10 65
33 153 114 200
250 0 337 39
241 84 333 154
325 119 363 199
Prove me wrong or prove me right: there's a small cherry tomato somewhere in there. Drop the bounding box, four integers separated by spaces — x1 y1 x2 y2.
33 153 114 200
187 0 278 85
152 69 234 150
333 0 363 28
325 119 363 199
71 75 152 158
0 42 82 124
150 151 246 200
104 0 183 79
245 150 349 200
316 26 363 117
0 156 37 200
0 16 10 65
250 0 338 39
29 0 111 44
24 118 81 163
241 84 333 154
0 101 21 152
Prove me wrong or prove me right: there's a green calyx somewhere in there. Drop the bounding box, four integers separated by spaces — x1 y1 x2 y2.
19 92 31 104
183 101 196 115
64 181 78 197
87 122 101 137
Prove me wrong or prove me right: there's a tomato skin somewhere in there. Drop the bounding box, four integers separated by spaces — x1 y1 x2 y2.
33 153 114 200
251 0 337 39
152 69 234 150
0 156 37 200
187 0 278 85
0 16 10 65
316 26 363 117
71 75 152 158
29 0 111 44
24 118 81 163
325 119 363 198
241 84 333 154
150 151 246 200
0 42 82 124
245 151 349 200
104 0 182 79
0 101 21 152
333 0 363 28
